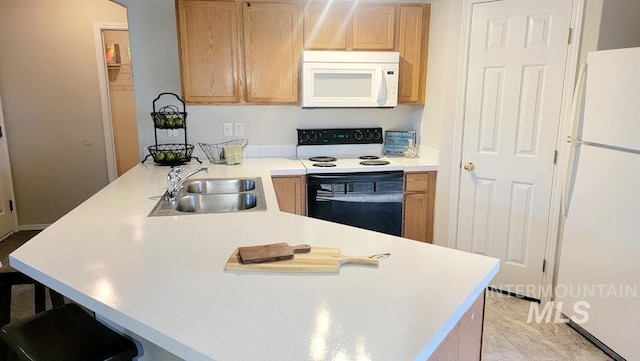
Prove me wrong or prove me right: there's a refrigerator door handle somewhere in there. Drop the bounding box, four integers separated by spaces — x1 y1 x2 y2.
562 62 588 216
562 142 580 217
567 62 588 144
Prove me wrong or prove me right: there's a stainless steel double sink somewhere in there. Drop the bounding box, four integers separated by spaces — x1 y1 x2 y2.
149 178 266 216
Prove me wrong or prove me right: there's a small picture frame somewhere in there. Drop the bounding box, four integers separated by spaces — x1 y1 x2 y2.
105 44 121 65
384 130 416 155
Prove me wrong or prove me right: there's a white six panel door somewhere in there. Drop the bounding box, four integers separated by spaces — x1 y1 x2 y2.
457 0 572 299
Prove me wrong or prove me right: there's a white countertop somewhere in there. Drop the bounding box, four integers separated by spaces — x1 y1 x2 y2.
391 146 439 172
10 156 499 361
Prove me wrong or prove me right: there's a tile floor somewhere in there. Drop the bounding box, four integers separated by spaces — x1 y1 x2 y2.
482 290 613 361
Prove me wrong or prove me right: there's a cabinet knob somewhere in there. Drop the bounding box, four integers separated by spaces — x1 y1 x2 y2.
463 162 475 171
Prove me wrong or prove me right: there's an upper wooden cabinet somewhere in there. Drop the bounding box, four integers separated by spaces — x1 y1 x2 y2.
176 1 429 105
303 3 349 50
242 2 302 103
176 0 302 104
177 1 241 103
301 2 430 104
302 3 396 51
398 5 430 104
352 5 395 50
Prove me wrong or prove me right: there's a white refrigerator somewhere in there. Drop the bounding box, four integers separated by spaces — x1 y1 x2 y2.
557 47 640 360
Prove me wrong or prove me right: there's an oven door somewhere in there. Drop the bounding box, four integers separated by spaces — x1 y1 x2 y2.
307 171 403 236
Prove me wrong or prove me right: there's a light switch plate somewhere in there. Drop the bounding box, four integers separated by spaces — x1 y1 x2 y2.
234 121 244 136
223 122 233 136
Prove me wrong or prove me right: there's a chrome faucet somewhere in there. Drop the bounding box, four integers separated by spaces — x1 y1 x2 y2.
166 166 209 200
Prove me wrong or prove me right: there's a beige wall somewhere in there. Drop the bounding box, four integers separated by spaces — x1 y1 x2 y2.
576 0 640 71
579 0 604 63
597 0 640 50
0 0 127 226
420 0 464 246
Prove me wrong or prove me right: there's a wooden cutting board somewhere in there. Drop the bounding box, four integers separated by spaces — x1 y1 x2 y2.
225 247 382 273
237 243 311 264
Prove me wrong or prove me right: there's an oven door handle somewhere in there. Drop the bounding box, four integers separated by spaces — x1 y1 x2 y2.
308 172 403 183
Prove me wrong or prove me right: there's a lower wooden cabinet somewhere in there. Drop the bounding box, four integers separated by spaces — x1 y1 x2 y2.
428 290 486 360
402 171 436 243
271 176 306 215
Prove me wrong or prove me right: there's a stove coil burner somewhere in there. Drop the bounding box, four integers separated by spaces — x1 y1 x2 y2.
309 156 337 162
359 160 390 166
313 163 337 167
359 155 380 160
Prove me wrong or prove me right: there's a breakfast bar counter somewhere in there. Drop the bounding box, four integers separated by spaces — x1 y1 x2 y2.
9 159 498 360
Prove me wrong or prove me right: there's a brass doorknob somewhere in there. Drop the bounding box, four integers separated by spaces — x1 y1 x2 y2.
463 162 475 171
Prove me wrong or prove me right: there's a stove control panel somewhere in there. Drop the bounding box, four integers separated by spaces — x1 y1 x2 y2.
297 128 383 145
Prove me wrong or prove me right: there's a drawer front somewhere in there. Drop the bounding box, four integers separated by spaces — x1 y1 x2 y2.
405 172 430 192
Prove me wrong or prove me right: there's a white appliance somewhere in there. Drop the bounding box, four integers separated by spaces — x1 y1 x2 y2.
301 51 399 108
557 47 640 360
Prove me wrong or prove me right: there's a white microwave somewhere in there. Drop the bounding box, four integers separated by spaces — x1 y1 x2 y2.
302 51 399 108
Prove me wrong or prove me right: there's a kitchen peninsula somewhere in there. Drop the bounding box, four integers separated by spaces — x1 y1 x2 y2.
10 159 499 361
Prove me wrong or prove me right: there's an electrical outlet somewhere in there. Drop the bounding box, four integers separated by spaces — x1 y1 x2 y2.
223 122 233 136
234 121 244 136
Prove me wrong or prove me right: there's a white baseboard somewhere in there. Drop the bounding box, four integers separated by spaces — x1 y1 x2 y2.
18 224 49 231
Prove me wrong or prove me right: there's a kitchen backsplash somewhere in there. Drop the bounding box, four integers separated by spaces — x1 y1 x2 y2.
141 104 421 159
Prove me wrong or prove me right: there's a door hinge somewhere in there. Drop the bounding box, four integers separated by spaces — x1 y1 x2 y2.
567 28 573 45
542 259 547 273
553 150 558 165
8 200 13 212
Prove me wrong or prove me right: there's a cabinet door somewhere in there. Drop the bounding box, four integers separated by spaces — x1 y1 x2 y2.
242 2 302 103
352 5 395 50
429 291 485 360
403 172 436 243
272 176 306 215
405 171 430 192
177 1 241 103
398 5 429 104
304 2 350 50
403 193 430 242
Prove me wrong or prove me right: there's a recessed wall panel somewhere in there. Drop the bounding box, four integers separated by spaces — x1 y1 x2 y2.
526 14 552 47
471 178 496 255
515 65 545 156
478 67 505 154
486 18 509 50
505 182 534 265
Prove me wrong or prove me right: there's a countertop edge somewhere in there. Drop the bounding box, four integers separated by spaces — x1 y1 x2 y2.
414 261 500 360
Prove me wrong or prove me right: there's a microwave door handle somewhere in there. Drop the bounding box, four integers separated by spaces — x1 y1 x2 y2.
377 69 386 105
